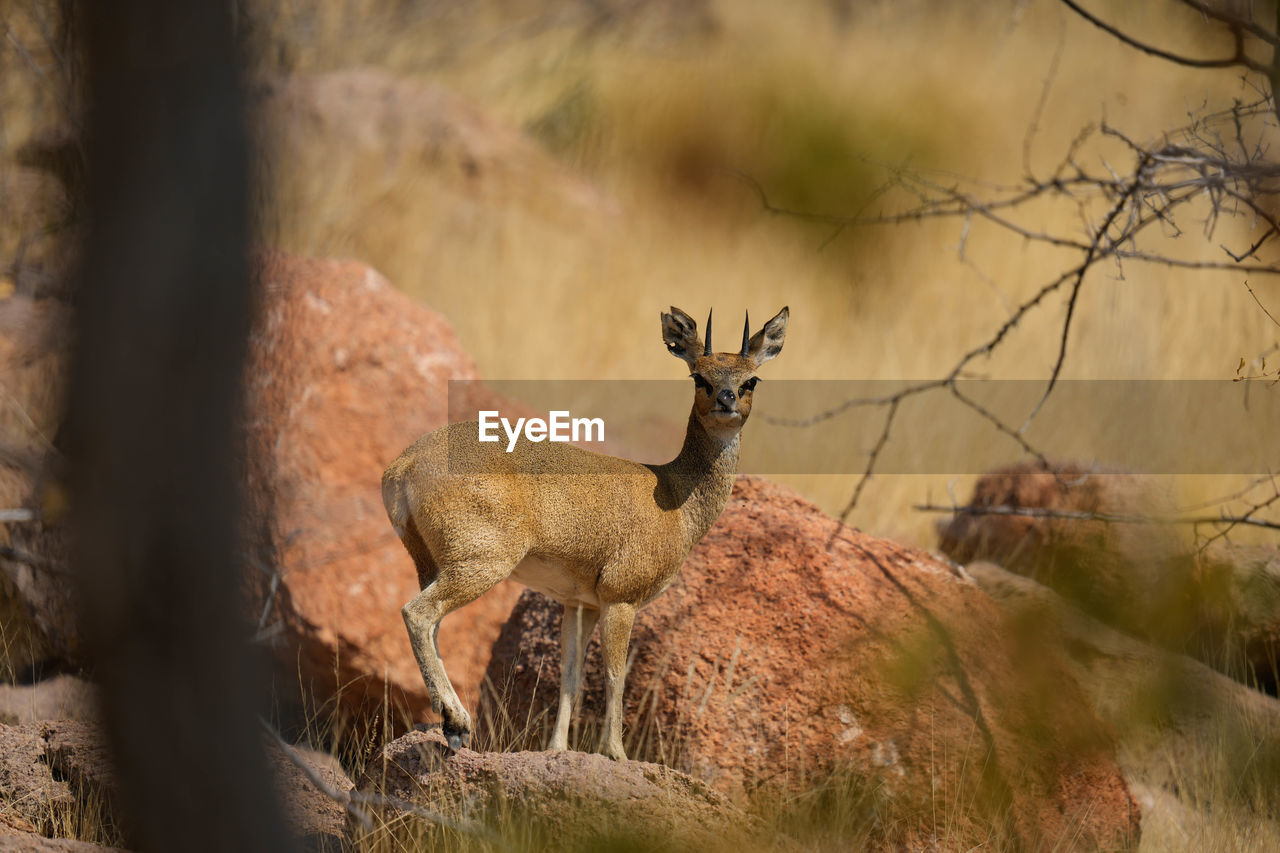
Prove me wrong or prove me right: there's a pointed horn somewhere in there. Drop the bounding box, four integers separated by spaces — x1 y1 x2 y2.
704 308 713 355
740 310 750 357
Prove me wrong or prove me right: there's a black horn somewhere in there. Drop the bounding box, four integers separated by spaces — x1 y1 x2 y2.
740 310 750 357
704 308 713 355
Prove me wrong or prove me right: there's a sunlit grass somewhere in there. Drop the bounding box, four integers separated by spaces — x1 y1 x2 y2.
244 0 1280 549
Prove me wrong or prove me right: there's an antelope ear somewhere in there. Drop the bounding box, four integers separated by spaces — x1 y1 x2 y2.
661 306 702 365
746 306 788 367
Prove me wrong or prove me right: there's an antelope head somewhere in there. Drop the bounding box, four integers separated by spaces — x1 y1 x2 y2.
661 305 789 440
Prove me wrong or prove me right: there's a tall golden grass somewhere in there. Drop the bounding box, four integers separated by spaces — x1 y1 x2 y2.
247 0 1280 545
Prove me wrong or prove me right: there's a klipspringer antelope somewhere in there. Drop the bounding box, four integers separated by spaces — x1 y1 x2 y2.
381 306 789 758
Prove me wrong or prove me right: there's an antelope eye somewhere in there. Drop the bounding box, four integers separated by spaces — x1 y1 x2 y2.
739 377 759 395
691 374 713 394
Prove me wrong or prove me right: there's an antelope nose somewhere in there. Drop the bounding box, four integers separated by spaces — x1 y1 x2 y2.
716 389 737 409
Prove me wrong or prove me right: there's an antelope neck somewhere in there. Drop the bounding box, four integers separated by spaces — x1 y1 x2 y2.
654 408 741 546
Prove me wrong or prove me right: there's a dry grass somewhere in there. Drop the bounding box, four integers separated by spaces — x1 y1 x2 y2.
242 0 1280 549
5 0 1273 540
1 618 1274 851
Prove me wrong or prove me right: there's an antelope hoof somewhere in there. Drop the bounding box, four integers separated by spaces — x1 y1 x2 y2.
442 722 471 752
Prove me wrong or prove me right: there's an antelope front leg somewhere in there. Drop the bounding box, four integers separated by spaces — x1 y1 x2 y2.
597 602 636 761
549 603 599 751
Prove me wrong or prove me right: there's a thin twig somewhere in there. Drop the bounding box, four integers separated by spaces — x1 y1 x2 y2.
1173 0 1280 47
916 502 1280 532
1023 28 1067 179
259 719 372 830
830 398 900 538
746 95 1280 521
1058 0 1271 73
1245 279 1280 327
1022 170 1148 431
0 508 37 523
0 543 69 575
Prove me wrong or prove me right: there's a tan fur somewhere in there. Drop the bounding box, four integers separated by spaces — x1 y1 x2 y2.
382 306 789 758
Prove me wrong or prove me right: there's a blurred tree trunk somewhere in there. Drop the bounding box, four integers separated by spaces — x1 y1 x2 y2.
65 0 293 850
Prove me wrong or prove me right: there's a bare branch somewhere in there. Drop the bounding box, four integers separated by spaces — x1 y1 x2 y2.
1195 477 1280 550
1023 28 1067 179
949 385 1055 470
1174 0 1280 47
0 542 70 575
1118 248 1280 271
1058 0 1271 73
750 95 1280 522
1220 226 1275 262
831 397 900 537
917 502 1174 524
259 719 371 830
916 501 1280 532
1245 279 1280 327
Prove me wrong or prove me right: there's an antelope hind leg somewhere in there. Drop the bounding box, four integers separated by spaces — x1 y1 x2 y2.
597 602 636 761
402 562 511 750
549 603 599 751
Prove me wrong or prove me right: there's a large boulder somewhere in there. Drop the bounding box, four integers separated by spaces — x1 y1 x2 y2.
1195 543 1280 691
0 675 97 726
41 721 115 807
480 476 1139 850
0 721 120 845
245 252 525 725
266 741 353 853
967 561 1280 844
0 291 72 680
0 512 73 682
0 831 119 852
1 718 355 851
938 462 1280 688
0 722 73 833
351 728 751 851
936 461 1191 641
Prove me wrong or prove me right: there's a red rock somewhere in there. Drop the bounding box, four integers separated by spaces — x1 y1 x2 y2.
245 252 524 725
0 291 74 679
351 728 752 851
481 476 1140 850
0 720 120 845
937 463 1280 690
0 722 73 832
0 675 97 726
267 740 353 852
2 717 354 850
1196 543 1280 690
0 830 119 851
936 461 1193 641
